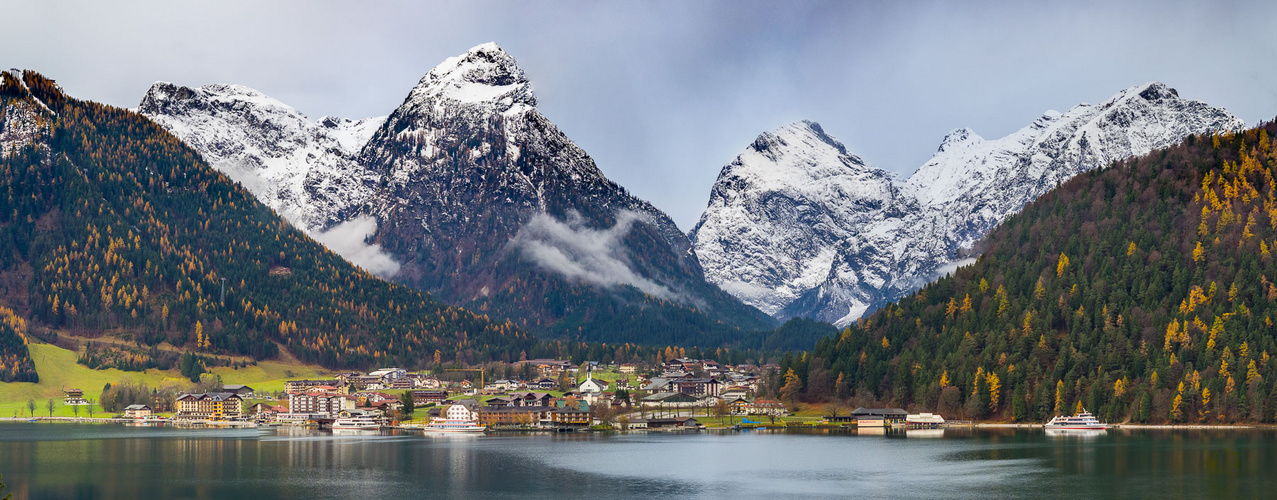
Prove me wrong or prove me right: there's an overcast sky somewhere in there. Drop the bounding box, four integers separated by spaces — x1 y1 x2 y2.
4 0 1276 230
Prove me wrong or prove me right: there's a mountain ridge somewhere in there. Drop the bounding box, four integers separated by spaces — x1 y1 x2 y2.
693 81 1244 326
142 43 779 346
0 68 532 378
788 120 1277 424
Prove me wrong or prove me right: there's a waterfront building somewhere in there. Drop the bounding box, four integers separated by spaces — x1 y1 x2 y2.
850 408 908 424
124 404 152 418
287 392 355 417
175 393 243 420
746 399 787 416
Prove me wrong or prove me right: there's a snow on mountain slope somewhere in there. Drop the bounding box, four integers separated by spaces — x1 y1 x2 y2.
689 121 912 316
694 82 1244 326
142 42 775 338
138 82 385 234
358 42 763 322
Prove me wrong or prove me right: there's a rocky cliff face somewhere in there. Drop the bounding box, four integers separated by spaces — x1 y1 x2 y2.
138 82 385 234
694 82 1244 325
689 121 914 318
141 43 776 342
358 43 774 336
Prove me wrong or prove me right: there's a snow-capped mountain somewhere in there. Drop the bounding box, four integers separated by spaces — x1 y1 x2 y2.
693 82 1244 326
141 43 776 341
689 121 914 317
138 82 385 234
358 43 773 335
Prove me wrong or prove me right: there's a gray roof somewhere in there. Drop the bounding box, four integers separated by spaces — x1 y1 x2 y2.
178 392 240 401
850 407 908 416
641 392 701 403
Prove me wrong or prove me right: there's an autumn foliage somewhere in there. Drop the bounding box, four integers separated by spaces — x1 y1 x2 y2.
791 120 1277 424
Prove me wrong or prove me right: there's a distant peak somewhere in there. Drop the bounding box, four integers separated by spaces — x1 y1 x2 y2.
938 128 982 151
140 81 194 104
742 119 871 170
467 41 506 55
407 42 534 108
767 120 835 142
1135 81 1178 101
753 120 844 154
1105 81 1180 106
139 81 301 119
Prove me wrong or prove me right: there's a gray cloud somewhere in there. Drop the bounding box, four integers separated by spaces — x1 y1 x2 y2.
3 1 1276 231
510 211 680 301
310 216 401 278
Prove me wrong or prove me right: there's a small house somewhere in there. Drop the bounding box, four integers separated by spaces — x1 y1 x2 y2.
124 404 152 419
63 388 87 405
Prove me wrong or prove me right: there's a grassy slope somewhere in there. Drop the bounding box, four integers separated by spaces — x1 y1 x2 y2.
0 342 324 416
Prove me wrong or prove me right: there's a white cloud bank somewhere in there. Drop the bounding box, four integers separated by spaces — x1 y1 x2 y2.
311 216 402 278
510 210 678 301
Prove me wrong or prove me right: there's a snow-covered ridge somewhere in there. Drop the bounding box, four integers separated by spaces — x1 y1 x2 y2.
694 82 1244 326
689 120 910 316
359 42 702 301
140 43 754 327
407 41 534 108
138 81 386 235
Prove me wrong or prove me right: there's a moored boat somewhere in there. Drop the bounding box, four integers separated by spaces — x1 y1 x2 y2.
332 415 381 430
1043 409 1107 430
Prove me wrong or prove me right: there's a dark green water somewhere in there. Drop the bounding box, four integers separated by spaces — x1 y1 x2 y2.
0 424 1273 499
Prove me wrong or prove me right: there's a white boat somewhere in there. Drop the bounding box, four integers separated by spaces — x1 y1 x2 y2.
1043 409 1107 430
422 404 486 433
332 416 381 430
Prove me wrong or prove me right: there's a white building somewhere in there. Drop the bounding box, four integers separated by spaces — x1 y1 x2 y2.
578 377 610 394
369 368 407 381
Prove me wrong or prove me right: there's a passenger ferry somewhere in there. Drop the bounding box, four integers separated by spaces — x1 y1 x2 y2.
1043 409 1107 430
422 404 486 433
332 415 381 430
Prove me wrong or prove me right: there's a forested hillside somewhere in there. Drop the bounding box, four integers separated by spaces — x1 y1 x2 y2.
789 121 1277 424
0 70 533 375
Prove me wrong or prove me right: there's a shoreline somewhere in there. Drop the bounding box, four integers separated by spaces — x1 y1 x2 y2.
3 417 1274 432
972 422 1264 430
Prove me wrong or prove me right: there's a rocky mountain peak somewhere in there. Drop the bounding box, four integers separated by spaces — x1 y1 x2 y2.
139 44 778 344
936 127 982 152
694 82 1244 326
403 42 535 112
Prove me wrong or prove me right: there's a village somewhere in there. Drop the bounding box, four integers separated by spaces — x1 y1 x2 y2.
77 357 951 433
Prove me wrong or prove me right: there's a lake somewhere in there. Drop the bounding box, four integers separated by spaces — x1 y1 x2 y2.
0 424 1273 499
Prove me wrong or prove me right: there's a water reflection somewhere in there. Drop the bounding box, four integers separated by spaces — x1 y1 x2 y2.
1044 428 1107 439
906 429 945 439
0 424 1274 499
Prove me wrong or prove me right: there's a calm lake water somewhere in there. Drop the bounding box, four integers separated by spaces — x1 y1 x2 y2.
0 423 1273 499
